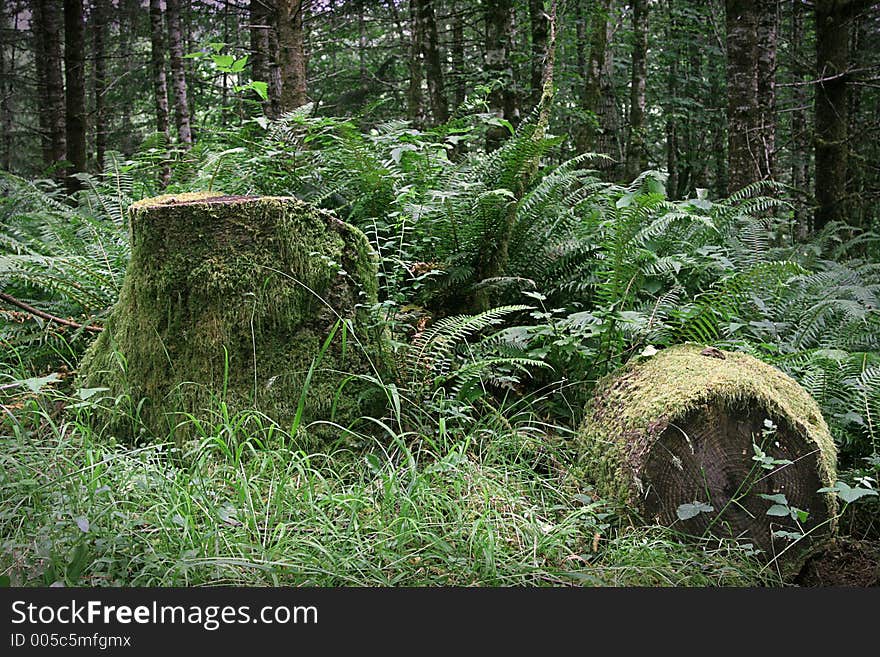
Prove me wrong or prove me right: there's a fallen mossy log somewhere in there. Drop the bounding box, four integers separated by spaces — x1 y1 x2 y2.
77 192 389 442
577 344 838 561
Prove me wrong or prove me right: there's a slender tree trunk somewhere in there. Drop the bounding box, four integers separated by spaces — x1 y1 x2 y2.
451 10 465 108
665 6 679 197
576 0 610 154
417 0 447 124
64 0 87 190
166 0 192 148
711 61 727 197
625 0 648 180
278 0 308 111
0 6 13 171
407 0 424 124
756 0 778 179
529 0 549 111
117 0 138 155
149 0 171 187
267 3 283 116
485 0 516 150
34 0 66 177
93 0 108 170
725 0 761 193
790 0 810 235
846 11 865 228
250 0 272 115
681 32 706 195
31 0 52 167
814 0 855 230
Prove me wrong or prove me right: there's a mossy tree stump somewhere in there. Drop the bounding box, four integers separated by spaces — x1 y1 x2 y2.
77 193 388 441
578 344 837 560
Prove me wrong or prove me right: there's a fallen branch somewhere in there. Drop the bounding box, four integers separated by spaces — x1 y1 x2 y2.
0 292 103 333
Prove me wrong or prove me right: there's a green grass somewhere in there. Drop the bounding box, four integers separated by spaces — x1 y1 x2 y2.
0 381 773 587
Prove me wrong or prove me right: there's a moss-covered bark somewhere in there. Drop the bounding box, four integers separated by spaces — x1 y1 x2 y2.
577 344 838 563
77 193 389 442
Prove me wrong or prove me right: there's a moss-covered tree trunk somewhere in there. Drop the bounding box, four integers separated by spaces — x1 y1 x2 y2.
77 193 388 443
578 344 837 563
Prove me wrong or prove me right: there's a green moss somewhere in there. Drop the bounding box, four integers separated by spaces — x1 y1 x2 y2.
77 194 389 443
577 343 837 517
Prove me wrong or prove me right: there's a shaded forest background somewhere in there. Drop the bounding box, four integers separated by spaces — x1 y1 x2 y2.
1 0 878 233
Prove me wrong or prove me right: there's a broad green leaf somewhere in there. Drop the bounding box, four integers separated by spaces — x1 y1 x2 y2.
758 493 788 505
22 373 60 394
676 501 713 521
77 387 109 400
766 504 790 517
213 54 235 69
250 81 269 101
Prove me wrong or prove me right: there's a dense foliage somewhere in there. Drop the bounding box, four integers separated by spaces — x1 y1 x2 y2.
1 0 879 587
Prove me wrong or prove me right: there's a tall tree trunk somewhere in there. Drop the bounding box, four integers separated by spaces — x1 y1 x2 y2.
576 0 610 154
814 0 856 231
417 0 448 124
725 0 761 193
267 3 283 117
624 0 648 180
149 0 171 187
407 0 424 124
33 0 66 178
92 0 108 171
64 0 87 191
790 0 810 235
756 0 778 180
117 0 138 155
529 0 549 111
278 0 308 111
250 0 272 115
451 10 465 108
0 6 13 171
846 10 865 228
711 60 727 197
485 0 516 150
665 5 679 197
166 0 192 148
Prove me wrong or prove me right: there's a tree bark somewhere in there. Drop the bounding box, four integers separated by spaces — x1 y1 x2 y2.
485 0 517 150
790 0 810 235
267 3 283 117
407 0 424 124
451 10 465 108
149 0 171 187
250 0 273 115
725 0 761 193
166 0 192 148
529 0 549 111
756 0 778 180
624 0 648 181
417 0 448 124
576 0 610 154
814 0 854 231
32 0 66 178
0 6 13 171
278 0 309 112
117 0 139 155
92 0 108 170
665 5 678 196
64 0 87 191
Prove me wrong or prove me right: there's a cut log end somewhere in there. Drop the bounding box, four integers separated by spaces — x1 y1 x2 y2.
642 404 830 556
578 344 838 568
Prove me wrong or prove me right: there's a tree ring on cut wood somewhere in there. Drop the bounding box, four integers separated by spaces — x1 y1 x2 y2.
76 192 389 443
577 344 837 566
